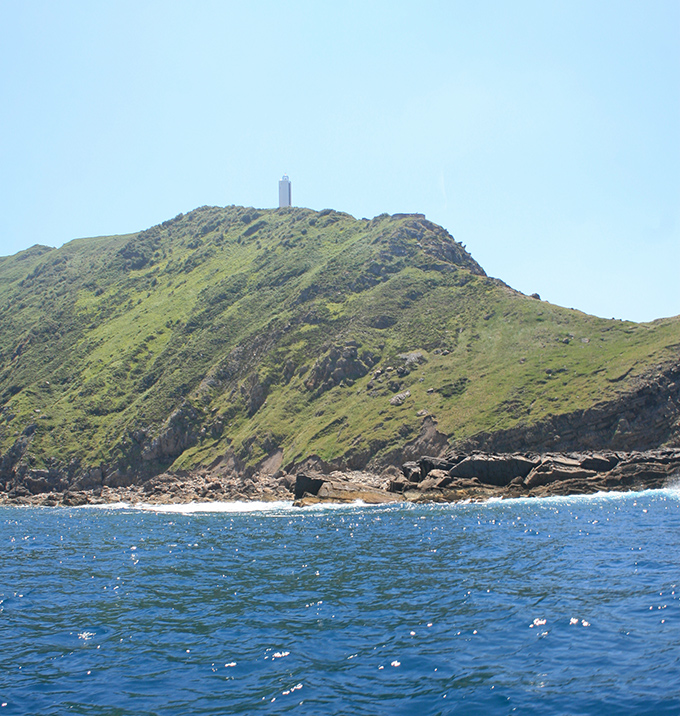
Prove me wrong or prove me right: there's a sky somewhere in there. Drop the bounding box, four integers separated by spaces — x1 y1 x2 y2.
0 0 678 322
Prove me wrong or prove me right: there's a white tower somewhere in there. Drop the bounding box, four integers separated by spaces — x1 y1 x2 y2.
278 174 291 207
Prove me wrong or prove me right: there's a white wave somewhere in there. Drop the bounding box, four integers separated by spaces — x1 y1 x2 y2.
75 502 133 510
135 500 294 514
482 486 680 508
73 499 294 513
51 484 680 515
298 499 396 511
138 499 402 514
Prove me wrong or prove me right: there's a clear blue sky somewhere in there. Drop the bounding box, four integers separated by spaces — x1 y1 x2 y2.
1 0 678 322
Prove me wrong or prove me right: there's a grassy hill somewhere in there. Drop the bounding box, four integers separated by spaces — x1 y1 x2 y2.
1 205 679 485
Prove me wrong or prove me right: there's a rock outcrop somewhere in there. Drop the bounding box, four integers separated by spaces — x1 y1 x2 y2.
387 449 680 502
293 471 402 506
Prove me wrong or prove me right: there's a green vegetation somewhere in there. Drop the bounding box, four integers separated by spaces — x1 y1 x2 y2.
1 205 678 476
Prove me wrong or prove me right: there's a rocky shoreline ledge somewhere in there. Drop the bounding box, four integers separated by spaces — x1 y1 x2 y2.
1 449 678 508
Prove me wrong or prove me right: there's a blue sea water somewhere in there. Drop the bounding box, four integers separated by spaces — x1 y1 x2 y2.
1 489 679 715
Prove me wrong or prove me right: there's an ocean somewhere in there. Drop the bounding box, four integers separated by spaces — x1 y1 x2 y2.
1 489 679 715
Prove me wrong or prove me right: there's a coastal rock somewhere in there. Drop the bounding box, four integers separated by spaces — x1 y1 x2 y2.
424 469 452 488
62 491 90 506
417 477 440 491
104 470 136 489
448 454 538 486
293 472 326 499
397 417 450 465
524 460 598 489
2 445 679 508
72 467 104 491
418 455 457 478
401 462 421 482
417 470 452 491
602 460 670 489
388 477 410 493
141 403 201 462
448 476 483 489
577 453 620 472
293 472 402 506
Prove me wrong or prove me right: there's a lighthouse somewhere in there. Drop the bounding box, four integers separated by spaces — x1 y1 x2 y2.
278 175 291 208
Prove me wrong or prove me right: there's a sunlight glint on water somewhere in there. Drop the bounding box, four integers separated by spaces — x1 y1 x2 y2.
1 489 679 715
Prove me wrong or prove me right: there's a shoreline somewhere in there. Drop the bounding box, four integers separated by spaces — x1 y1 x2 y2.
1 484 679 512
1 448 679 509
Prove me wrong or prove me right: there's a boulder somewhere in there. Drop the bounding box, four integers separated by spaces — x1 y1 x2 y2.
449 454 538 486
296 480 402 506
426 469 452 488
293 472 326 499
418 456 457 478
389 390 411 406
62 491 89 506
417 477 440 491
388 477 410 493
401 462 422 482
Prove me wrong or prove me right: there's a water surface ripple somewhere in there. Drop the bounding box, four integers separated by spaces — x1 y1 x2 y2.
1 490 678 715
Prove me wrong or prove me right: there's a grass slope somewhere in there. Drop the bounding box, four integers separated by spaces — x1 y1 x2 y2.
1 205 678 477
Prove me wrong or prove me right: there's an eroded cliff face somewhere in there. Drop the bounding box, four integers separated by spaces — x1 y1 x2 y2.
453 359 680 455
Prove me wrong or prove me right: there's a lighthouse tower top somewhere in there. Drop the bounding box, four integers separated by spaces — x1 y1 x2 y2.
278 175 291 208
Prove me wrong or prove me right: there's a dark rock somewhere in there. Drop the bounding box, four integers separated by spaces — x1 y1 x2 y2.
9 485 30 498
141 403 201 462
388 478 409 493
294 473 326 499
394 417 450 467
72 467 103 491
604 461 669 489
104 470 136 488
401 461 421 482
418 455 456 478
449 454 538 486
278 473 295 491
578 453 620 472
62 491 89 506
304 344 370 394
295 477 402 506
24 473 51 495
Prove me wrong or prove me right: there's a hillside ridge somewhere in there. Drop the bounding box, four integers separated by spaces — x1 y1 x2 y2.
0 205 678 503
